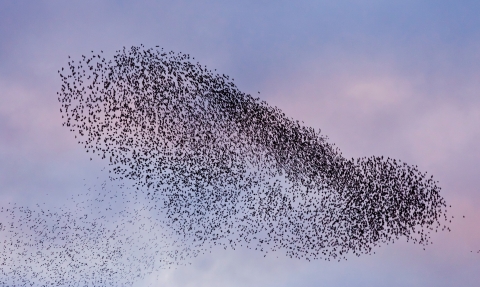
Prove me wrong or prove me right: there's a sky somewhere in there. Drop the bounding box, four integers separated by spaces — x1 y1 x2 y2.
0 0 479 286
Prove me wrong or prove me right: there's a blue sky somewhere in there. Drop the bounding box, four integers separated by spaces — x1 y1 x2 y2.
0 1 479 286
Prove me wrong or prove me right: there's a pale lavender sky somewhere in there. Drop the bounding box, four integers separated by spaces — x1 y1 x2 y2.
0 1 479 286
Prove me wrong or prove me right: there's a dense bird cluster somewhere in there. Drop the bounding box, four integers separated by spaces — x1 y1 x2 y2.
58 44 450 258
0 45 450 286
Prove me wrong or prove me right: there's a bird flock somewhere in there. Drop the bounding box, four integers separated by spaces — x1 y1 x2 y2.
0 45 450 286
